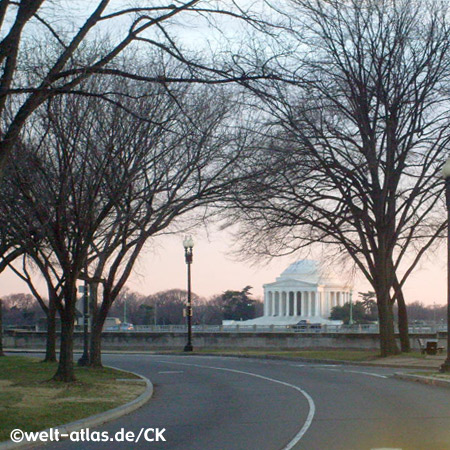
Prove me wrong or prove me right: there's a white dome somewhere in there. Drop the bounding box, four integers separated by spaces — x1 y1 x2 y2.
277 259 339 285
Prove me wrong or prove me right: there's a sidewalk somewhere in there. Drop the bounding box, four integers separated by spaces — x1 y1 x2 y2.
364 354 446 370
356 354 450 389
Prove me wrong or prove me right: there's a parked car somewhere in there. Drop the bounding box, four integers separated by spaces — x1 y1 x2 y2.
102 317 121 330
288 320 309 330
290 320 322 332
105 323 135 331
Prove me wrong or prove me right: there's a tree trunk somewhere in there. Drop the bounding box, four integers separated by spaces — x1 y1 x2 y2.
392 276 410 352
87 282 103 367
376 286 400 357
89 288 108 368
396 296 410 353
372 248 400 357
53 309 75 382
44 302 57 362
0 300 4 357
89 320 103 368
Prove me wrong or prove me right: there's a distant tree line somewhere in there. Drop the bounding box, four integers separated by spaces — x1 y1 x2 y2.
1 287 263 328
3 288 445 329
397 302 447 324
0 293 42 328
329 292 446 325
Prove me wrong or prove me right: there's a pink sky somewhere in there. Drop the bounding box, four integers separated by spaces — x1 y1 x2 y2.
0 229 447 306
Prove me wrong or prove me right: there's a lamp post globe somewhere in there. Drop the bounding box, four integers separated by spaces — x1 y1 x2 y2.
441 157 450 372
183 235 194 250
183 235 194 352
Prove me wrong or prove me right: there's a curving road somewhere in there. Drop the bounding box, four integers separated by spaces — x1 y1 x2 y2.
41 354 450 450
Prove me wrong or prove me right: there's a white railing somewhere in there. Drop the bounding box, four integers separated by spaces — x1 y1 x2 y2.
130 323 448 334
11 320 450 334
9 322 447 334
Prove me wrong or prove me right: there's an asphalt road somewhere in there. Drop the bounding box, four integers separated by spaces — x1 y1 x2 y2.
37 354 450 450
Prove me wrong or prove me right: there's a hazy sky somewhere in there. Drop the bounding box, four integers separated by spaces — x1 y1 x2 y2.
0 226 446 306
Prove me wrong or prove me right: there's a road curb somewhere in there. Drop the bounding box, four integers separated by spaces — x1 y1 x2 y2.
393 372 450 389
0 366 153 449
5 347 441 369
164 351 440 370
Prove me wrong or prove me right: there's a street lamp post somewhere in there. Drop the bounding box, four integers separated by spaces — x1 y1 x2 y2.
77 263 90 366
441 158 450 373
349 291 354 326
183 236 194 352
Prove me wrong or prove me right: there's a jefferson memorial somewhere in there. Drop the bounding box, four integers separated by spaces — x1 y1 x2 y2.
243 260 352 326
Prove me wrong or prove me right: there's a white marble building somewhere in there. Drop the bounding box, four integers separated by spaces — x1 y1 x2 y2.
243 260 352 326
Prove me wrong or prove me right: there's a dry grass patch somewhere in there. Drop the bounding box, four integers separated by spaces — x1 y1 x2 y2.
191 348 381 361
0 356 146 442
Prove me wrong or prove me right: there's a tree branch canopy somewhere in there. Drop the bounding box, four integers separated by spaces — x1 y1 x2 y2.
228 0 450 356
0 0 270 178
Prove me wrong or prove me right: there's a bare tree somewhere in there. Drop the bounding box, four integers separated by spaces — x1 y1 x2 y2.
194 296 224 325
7 255 59 362
0 299 4 356
0 156 58 361
84 82 255 367
232 0 450 356
3 72 254 378
0 0 268 179
143 289 199 326
1 81 149 379
0 174 25 272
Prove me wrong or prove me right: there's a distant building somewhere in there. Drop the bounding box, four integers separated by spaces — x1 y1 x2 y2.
242 260 352 326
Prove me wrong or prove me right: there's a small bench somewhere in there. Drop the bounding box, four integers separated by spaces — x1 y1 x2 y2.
417 338 444 355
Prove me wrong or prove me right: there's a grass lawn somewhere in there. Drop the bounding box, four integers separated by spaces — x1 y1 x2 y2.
0 356 146 442
382 350 427 359
188 348 382 361
161 347 427 361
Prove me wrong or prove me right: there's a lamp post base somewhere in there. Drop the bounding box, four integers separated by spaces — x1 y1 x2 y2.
183 343 193 352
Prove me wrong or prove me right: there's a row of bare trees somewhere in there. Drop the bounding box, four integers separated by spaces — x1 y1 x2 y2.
1 0 449 377
0 70 258 380
0 0 269 381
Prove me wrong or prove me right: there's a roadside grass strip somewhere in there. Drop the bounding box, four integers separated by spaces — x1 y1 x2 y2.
193 348 381 361
0 356 146 443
